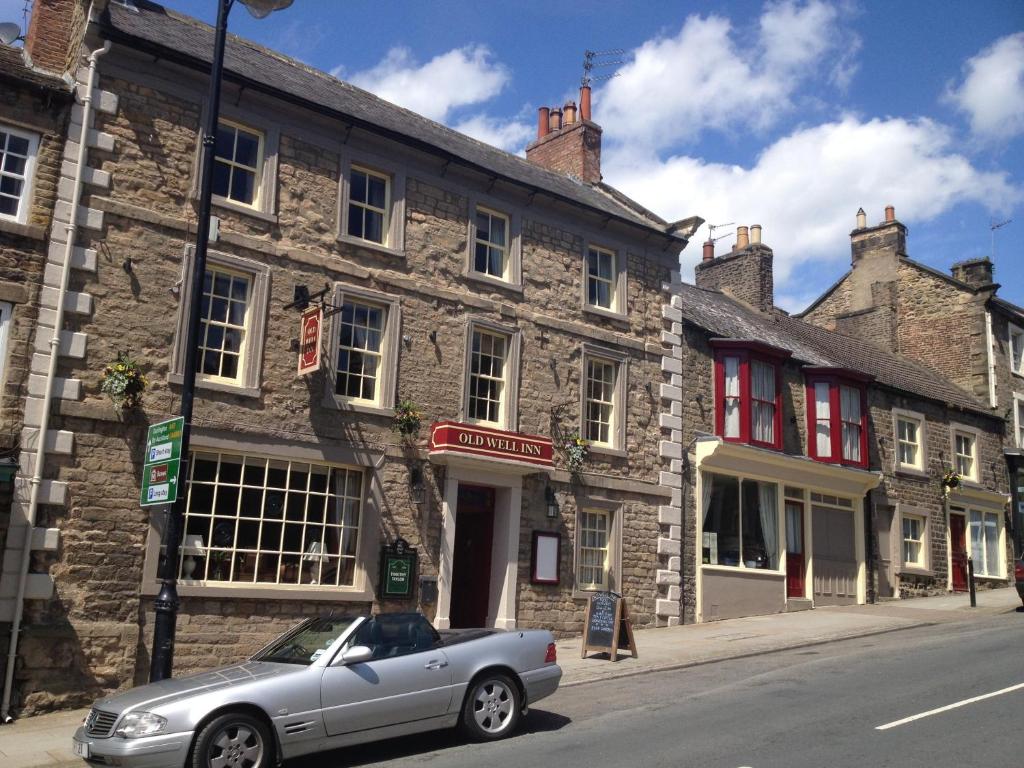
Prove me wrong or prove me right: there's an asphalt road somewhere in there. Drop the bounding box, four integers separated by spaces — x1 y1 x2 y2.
294 610 1024 768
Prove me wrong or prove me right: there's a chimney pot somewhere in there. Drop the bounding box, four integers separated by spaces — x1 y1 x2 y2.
885 205 895 223
702 239 715 262
750 224 762 244
563 100 577 125
549 108 563 133
736 226 749 249
537 107 550 139
579 85 592 122
856 208 867 229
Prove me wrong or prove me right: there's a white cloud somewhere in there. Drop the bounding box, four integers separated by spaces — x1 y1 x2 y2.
945 32 1024 142
603 115 1021 310
452 114 533 154
347 45 509 123
597 0 851 151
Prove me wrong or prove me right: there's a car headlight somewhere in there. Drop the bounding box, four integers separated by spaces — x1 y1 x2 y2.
114 711 167 738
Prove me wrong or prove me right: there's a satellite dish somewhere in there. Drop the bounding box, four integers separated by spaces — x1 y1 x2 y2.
0 22 22 45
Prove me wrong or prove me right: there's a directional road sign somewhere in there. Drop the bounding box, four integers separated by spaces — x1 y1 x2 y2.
141 416 184 507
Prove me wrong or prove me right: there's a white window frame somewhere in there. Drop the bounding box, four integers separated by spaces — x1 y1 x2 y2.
1009 323 1024 377
700 471 784 574
0 124 39 226
170 246 270 398
893 408 926 474
900 509 928 571
325 284 401 416
574 497 621 596
212 118 265 210
950 423 982 484
1014 393 1024 450
461 317 521 430
465 198 522 290
337 150 406 255
582 240 627 320
0 301 12 396
580 343 628 453
961 506 1004 579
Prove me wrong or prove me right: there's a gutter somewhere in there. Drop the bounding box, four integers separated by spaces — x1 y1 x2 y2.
0 36 112 724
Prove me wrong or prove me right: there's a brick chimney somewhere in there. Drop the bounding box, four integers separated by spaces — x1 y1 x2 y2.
694 226 775 313
526 85 602 183
23 0 89 75
951 256 996 289
851 204 906 263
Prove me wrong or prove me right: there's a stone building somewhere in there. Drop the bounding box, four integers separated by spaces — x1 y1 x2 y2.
0 0 700 713
800 207 1024 551
661 226 1009 623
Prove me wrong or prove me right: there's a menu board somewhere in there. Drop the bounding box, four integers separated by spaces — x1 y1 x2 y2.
581 591 638 662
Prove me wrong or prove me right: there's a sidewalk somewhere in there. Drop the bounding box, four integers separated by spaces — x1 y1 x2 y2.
1 588 1018 768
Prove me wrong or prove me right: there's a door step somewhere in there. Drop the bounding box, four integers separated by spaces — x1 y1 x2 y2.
786 598 813 612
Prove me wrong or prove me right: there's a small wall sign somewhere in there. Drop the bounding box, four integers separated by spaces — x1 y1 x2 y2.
379 537 417 599
531 531 560 584
297 305 322 376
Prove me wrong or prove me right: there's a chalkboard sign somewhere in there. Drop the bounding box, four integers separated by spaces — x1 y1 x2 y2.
581 591 637 661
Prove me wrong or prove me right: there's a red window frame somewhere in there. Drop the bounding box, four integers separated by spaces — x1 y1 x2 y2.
711 340 789 451
804 369 871 469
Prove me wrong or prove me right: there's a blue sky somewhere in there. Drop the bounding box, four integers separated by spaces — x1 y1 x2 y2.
4 0 1022 310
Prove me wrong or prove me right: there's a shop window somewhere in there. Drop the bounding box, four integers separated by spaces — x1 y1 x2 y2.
893 409 925 472
577 509 611 590
701 472 779 570
713 342 788 450
1010 324 1024 377
0 124 38 224
805 371 868 468
179 452 363 587
901 513 926 569
212 120 264 208
968 508 1002 577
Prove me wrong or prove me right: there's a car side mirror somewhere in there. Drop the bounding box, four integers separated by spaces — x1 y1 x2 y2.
340 645 373 665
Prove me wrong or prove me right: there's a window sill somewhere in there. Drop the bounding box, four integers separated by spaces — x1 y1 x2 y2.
211 196 279 225
337 234 406 259
972 574 1009 583
464 270 524 295
701 563 785 578
895 466 929 480
141 579 374 602
572 587 613 600
897 566 933 578
328 398 395 418
583 304 629 324
588 444 628 459
956 478 983 489
0 217 46 240
168 372 261 399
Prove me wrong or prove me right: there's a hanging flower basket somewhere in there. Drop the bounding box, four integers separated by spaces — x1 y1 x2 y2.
393 399 424 437
940 468 961 499
563 433 589 474
99 351 148 409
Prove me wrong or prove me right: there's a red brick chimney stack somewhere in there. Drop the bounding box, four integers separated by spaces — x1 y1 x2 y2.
526 84 603 183
24 0 89 75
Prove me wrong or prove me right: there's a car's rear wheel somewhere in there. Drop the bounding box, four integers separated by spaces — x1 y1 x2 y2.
192 711 271 768
460 673 520 741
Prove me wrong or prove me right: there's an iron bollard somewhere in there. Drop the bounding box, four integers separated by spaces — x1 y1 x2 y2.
968 556 977 608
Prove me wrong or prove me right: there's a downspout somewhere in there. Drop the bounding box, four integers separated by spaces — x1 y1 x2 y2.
985 309 997 409
1 37 111 724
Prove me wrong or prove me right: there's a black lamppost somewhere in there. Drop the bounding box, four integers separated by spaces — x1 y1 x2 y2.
150 0 294 683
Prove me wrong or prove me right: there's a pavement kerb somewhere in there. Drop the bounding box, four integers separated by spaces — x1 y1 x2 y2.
558 619 942 689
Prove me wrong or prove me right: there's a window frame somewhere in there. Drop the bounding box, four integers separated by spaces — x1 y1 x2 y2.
461 317 521 430
699 471 783 573
212 118 265 210
712 340 789 451
1014 393 1024 450
0 301 11 394
573 496 622 596
0 123 39 226
803 369 870 469
949 423 982 484
337 150 406 256
958 505 1004 579
892 408 927 474
581 240 627 320
325 284 402 416
465 197 522 290
899 508 929 572
169 246 271 398
580 343 628 454
1009 323 1024 378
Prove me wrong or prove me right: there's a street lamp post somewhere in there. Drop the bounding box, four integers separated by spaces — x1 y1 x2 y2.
150 0 293 683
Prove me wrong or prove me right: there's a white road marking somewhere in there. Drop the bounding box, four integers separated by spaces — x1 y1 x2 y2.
876 681 1024 730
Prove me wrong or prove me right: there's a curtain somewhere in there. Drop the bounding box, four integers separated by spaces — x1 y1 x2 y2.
840 385 861 462
758 482 778 570
969 510 983 567
751 360 775 443
984 513 999 576
814 382 831 456
701 472 714 526
785 502 801 553
724 357 740 437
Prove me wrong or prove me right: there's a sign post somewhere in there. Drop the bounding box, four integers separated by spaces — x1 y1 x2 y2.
141 417 184 507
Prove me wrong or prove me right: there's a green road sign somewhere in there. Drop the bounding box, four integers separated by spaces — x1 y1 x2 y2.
141 417 184 507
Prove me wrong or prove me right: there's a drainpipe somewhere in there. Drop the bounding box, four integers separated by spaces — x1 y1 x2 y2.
984 309 997 409
1 37 111 724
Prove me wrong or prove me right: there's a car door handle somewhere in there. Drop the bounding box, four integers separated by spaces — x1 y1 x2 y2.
424 659 448 670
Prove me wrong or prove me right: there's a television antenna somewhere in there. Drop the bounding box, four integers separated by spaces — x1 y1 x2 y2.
582 49 625 87
990 218 1011 259
707 221 735 243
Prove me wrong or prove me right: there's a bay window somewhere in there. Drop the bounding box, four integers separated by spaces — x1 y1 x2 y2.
805 369 870 468
701 472 779 570
712 341 789 450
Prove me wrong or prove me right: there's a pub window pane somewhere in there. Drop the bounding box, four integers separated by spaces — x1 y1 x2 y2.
348 167 389 244
197 266 250 383
212 121 262 206
336 297 387 404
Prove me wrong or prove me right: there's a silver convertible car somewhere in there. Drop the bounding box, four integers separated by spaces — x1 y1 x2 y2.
72 612 561 768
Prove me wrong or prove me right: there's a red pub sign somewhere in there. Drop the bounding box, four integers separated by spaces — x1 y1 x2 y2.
297 306 322 376
428 421 554 468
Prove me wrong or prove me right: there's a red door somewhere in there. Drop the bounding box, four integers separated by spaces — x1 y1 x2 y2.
786 501 805 598
450 485 495 628
950 514 968 592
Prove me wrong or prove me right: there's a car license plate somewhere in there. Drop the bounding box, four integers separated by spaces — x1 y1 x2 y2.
72 739 90 758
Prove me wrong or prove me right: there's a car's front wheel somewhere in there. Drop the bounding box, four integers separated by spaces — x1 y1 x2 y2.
460 673 521 741
192 711 272 768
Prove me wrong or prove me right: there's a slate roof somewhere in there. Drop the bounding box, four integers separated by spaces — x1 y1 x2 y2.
0 44 72 93
677 282 996 418
97 1 683 238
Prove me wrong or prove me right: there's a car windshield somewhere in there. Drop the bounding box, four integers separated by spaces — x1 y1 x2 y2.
253 617 360 665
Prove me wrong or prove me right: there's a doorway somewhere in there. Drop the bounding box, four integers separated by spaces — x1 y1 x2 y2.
785 500 805 598
950 513 968 592
449 485 495 628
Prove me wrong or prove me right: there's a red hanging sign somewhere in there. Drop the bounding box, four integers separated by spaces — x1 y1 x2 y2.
297 306 322 376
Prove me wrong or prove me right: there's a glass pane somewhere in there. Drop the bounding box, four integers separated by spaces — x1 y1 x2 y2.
212 161 231 198
347 204 364 238
703 473 739 565
0 176 21 196
0 196 17 216
350 170 367 203
984 514 999 576
234 129 260 167
231 167 255 204
214 125 235 159
367 174 387 208
365 210 384 243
